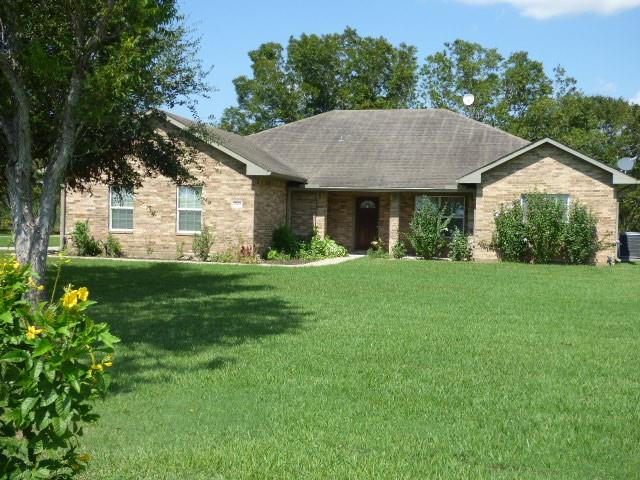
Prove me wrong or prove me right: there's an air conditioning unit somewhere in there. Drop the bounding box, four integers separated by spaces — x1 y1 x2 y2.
619 232 640 261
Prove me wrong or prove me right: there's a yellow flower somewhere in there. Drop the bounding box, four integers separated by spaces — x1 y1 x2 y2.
103 361 113 367
62 290 79 309
77 453 91 463
26 325 43 340
77 287 89 302
90 363 104 372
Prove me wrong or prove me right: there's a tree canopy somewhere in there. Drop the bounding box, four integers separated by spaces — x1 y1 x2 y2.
0 0 209 285
221 27 418 134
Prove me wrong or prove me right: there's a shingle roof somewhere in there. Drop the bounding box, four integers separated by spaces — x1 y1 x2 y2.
250 109 529 189
163 111 306 181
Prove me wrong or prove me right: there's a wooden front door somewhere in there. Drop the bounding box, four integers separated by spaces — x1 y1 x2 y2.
355 197 379 250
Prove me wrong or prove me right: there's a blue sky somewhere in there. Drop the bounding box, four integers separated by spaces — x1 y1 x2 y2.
175 0 640 121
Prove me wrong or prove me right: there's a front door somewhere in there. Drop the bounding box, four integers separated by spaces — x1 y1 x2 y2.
355 197 379 250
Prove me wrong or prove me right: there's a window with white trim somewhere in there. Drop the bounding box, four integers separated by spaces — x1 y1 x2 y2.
177 186 203 233
109 187 134 231
415 195 466 234
521 194 570 221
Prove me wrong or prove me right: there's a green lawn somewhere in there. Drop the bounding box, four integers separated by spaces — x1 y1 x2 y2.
49 259 640 479
0 234 60 248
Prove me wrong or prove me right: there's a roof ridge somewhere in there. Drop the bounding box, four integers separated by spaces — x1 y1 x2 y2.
249 110 337 138
436 108 529 144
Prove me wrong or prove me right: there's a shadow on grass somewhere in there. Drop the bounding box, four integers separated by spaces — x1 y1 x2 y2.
49 262 308 394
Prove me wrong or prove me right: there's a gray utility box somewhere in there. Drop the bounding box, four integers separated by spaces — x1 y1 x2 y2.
619 232 640 261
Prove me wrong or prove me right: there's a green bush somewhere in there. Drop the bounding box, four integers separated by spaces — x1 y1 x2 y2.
271 225 299 255
367 238 389 259
102 234 123 258
298 231 348 260
192 226 215 261
0 256 119 478
70 221 101 257
493 194 601 265
492 201 528 262
449 228 472 261
266 249 292 261
406 202 450 259
209 250 235 263
564 202 600 264
524 193 566 263
392 240 407 259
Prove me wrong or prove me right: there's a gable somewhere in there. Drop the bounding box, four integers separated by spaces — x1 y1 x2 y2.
457 138 639 186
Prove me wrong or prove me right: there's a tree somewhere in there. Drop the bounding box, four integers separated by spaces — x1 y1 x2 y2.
420 39 640 231
418 39 567 128
221 27 418 134
0 0 209 291
512 94 640 230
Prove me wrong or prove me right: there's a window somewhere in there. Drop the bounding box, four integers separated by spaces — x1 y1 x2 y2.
109 187 134 231
415 195 465 234
359 200 377 209
177 186 203 233
521 194 570 220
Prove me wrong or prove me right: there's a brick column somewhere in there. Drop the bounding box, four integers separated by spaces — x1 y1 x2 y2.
313 192 328 237
388 193 400 253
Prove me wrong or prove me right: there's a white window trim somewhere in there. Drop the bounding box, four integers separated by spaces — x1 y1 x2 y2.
109 187 134 233
520 194 571 221
176 186 203 234
415 194 466 234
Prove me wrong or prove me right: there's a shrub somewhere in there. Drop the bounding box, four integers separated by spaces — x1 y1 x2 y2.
0 256 119 478
392 240 407 259
271 225 299 255
192 226 215 261
298 231 348 260
523 193 566 263
70 221 101 257
238 244 260 264
266 249 292 261
102 234 123 258
564 202 600 264
406 202 450 259
176 241 185 260
449 228 472 261
210 250 235 263
492 201 528 262
493 194 601 265
367 238 389 259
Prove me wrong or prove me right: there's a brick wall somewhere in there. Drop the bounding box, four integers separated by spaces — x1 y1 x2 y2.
65 142 285 259
473 144 618 264
253 177 288 253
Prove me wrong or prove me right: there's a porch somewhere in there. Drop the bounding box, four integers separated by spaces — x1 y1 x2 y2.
289 190 475 253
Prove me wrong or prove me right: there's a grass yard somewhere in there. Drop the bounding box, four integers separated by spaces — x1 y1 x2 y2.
49 259 640 479
0 233 60 248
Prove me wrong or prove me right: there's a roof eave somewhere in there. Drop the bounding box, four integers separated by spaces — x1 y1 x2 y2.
456 138 640 185
164 113 307 183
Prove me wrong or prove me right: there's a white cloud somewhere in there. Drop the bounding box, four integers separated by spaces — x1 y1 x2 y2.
457 0 640 19
631 91 640 105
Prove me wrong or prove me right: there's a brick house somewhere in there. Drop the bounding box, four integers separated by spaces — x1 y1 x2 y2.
64 109 638 263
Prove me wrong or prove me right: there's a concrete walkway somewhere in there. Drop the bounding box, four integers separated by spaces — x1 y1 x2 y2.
58 253 364 268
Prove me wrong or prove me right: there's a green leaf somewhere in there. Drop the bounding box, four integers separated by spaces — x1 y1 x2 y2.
98 331 121 348
52 416 68 436
0 310 12 324
33 338 54 357
0 349 30 363
33 359 44 380
41 388 58 406
21 397 38 417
